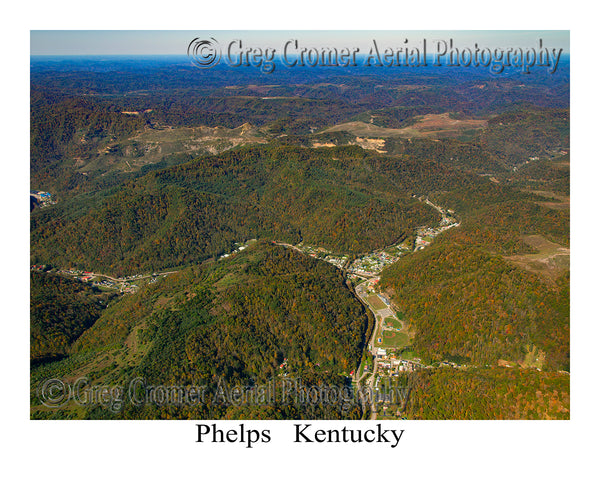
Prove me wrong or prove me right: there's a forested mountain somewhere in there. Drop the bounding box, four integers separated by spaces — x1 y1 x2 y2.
31 242 370 419
380 242 569 369
478 108 570 165
32 144 486 276
402 367 569 419
380 167 570 371
30 271 112 364
30 55 569 421
30 57 569 198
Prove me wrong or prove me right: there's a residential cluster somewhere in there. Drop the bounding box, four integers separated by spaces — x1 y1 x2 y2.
36 267 164 294
413 202 459 251
414 220 460 251
323 254 347 269
219 239 256 260
30 190 57 208
348 249 402 276
295 243 348 269
371 348 424 376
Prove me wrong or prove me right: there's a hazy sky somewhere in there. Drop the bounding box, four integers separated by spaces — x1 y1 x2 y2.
31 30 569 55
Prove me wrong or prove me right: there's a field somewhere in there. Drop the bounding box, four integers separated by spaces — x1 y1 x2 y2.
376 330 410 349
320 113 488 143
374 311 411 349
504 234 570 283
367 295 387 310
530 190 570 211
77 123 269 177
384 317 403 330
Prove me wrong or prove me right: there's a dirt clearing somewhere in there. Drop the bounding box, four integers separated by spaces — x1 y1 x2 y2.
504 235 569 283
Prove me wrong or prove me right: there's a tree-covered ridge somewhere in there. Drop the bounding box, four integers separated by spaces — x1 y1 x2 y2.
137 243 368 384
403 367 569 420
380 242 569 370
425 185 569 256
30 271 111 364
34 242 370 419
478 108 569 165
31 144 458 276
30 94 147 194
453 198 569 251
379 154 569 371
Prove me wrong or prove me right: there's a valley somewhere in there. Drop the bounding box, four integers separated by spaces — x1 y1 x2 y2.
30 55 570 420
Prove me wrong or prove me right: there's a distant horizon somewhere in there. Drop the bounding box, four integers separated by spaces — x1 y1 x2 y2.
30 52 572 57
30 30 570 56
30 50 570 77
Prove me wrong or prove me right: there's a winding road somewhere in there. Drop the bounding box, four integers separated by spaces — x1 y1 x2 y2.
351 198 460 418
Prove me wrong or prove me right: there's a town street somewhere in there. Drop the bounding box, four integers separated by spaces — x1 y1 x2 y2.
276 197 460 418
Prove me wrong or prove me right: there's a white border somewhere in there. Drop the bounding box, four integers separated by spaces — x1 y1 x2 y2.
5 1 597 477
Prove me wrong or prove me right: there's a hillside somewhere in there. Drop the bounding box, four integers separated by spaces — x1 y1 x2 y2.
402 367 569 419
30 271 112 364
31 242 370 419
379 170 570 372
31 144 485 276
30 57 569 199
380 242 569 370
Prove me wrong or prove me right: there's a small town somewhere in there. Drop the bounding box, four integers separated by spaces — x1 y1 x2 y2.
32 196 459 419
347 246 407 278
30 264 176 294
277 197 463 419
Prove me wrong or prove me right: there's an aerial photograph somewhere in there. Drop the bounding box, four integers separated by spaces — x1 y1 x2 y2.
30 30 570 421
